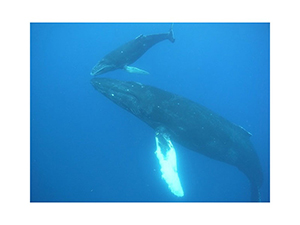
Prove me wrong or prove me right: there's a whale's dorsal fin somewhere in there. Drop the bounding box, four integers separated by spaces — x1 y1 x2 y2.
155 128 184 197
124 65 149 75
238 125 252 137
135 34 144 40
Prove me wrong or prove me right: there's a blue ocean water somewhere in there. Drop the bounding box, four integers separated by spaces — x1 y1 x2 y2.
30 23 270 202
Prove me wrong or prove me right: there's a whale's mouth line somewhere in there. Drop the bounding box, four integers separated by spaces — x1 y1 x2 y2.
91 78 139 107
90 62 117 76
90 66 106 76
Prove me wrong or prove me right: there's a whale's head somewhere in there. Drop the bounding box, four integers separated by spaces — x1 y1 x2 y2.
91 78 151 116
90 59 117 76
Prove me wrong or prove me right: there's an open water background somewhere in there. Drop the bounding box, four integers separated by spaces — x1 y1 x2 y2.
30 23 270 202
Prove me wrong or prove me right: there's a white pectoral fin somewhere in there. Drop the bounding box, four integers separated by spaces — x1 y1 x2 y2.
155 131 184 197
124 65 149 75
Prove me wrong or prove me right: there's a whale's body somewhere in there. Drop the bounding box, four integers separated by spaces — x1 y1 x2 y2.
91 78 263 201
91 27 175 76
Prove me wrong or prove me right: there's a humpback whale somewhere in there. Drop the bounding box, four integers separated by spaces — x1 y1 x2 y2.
91 78 263 201
91 25 175 76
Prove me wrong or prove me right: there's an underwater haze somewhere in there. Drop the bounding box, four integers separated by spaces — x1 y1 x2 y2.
30 23 270 202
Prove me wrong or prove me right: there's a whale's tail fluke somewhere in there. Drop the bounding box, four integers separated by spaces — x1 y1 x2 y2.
250 183 261 202
168 23 175 43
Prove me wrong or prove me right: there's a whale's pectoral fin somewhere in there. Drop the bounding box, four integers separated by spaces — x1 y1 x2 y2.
154 129 184 197
124 65 149 75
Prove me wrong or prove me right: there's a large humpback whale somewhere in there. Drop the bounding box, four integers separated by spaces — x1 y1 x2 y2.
91 78 263 201
91 25 175 76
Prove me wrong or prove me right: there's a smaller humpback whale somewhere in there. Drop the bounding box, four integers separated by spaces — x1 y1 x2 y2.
91 25 175 76
91 78 263 201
